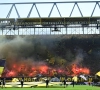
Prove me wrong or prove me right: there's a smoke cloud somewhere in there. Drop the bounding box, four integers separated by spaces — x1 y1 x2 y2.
72 48 84 65
0 36 33 59
0 35 99 76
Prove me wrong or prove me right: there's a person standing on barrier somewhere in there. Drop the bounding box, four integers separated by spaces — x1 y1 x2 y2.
72 80 75 87
0 76 1 88
63 79 67 88
2 78 6 88
46 79 49 88
20 74 24 88
20 79 24 88
0 78 1 88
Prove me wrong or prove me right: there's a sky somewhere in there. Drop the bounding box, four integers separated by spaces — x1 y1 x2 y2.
0 0 100 18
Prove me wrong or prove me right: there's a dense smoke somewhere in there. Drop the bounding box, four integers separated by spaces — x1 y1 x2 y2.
0 35 100 77
0 36 33 59
72 49 84 65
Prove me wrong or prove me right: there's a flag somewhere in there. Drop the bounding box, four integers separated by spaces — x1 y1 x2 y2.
79 75 87 80
72 76 78 82
0 59 6 75
96 71 100 77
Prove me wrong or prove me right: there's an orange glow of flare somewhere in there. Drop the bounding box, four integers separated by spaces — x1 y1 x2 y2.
40 66 48 73
72 64 90 75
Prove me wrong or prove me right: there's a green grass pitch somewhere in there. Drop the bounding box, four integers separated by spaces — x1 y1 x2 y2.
0 85 100 90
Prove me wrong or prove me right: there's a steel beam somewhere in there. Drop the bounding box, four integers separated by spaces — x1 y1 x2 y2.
0 1 100 35
0 1 100 4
